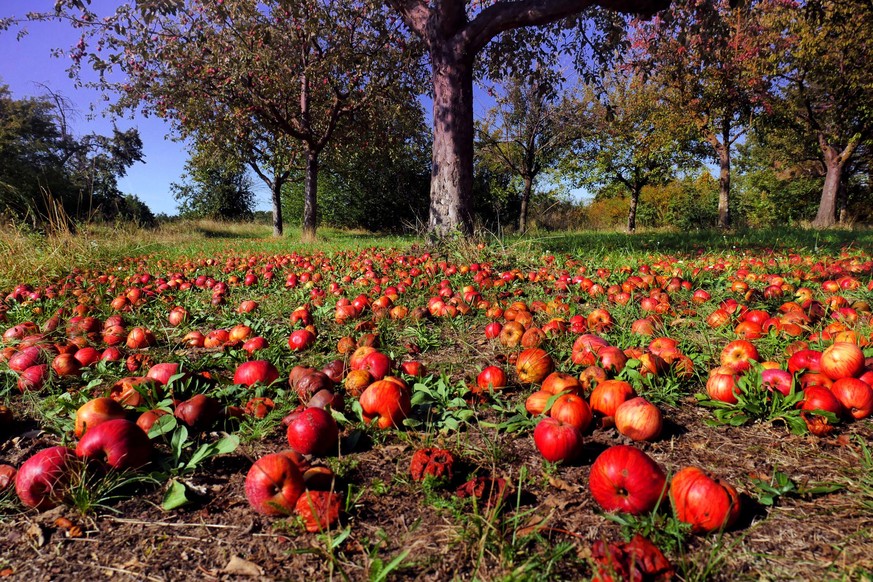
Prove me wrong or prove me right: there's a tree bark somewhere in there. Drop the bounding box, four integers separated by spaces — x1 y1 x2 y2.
302 148 319 243
716 145 730 229
429 44 474 237
627 186 640 233
271 175 284 237
519 175 532 233
812 147 843 228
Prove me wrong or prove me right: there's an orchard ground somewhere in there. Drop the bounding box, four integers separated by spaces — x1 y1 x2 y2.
0 221 872 581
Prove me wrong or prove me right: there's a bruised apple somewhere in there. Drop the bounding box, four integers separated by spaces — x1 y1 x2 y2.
516 348 554 385
76 419 153 470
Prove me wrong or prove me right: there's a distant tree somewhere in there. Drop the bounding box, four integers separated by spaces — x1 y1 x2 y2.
756 0 873 227
19 0 418 242
630 0 768 228
477 77 572 233
383 0 672 236
563 70 696 232
0 84 146 230
171 145 254 220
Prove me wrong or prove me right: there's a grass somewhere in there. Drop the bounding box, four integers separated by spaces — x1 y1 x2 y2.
0 219 415 290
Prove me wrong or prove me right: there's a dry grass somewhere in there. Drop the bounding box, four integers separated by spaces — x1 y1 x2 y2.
0 220 267 290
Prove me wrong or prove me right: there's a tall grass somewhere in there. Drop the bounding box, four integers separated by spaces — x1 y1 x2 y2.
0 219 416 290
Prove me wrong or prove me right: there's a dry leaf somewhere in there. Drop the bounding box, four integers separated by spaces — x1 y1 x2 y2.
547 476 582 493
26 522 45 547
223 556 263 577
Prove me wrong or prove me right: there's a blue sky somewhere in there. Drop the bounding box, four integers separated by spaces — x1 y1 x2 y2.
0 2 192 215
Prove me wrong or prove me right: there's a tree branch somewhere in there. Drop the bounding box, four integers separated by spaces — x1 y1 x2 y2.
461 0 669 54
383 0 430 38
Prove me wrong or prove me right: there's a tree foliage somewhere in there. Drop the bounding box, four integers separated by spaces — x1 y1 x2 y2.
755 0 873 227
629 0 769 228
171 144 254 221
0 84 149 230
562 69 697 232
476 77 572 232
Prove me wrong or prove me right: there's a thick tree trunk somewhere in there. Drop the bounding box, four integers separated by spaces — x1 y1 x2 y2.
271 176 284 237
302 148 319 243
627 186 640 233
519 175 532 233
812 150 843 228
837 174 848 225
716 143 730 230
429 46 474 237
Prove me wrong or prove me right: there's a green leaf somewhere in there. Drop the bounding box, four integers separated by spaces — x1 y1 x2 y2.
185 434 239 470
162 478 190 510
148 413 177 439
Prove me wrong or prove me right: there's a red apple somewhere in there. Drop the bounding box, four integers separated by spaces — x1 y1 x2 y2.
8 346 44 373
233 360 280 387
360 351 392 381
788 349 822 375
15 446 76 510
670 467 741 533
146 362 180 386
245 451 305 515
516 348 555 385
484 322 503 340
590 380 635 418
589 445 666 515
830 377 873 419
74 397 127 438
174 394 221 431
242 336 269 355
706 366 741 404
286 407 339 456
820 342 865 380
359 379 411 429
75 419 152 470
533 417 583 463
288 329 316 351
761 369 793 396
720 340 760 373
17 364 49 392
73 347 101 367
477 366 507 392
549 393 592 431
614 397 662 441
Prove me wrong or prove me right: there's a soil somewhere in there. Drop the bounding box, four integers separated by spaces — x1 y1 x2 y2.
1 393 871 582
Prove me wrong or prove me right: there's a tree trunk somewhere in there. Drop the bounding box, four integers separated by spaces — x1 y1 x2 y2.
519 175 532 233
716 141 731 230
812 147 843 228
627 186 640 233
302 148 319 243
271 176 284 237
429 44 474 237
837 173 848 225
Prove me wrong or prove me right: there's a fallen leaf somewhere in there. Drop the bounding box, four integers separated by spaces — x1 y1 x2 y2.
224 556 263 577
26 522 45 547
548 476 582 493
